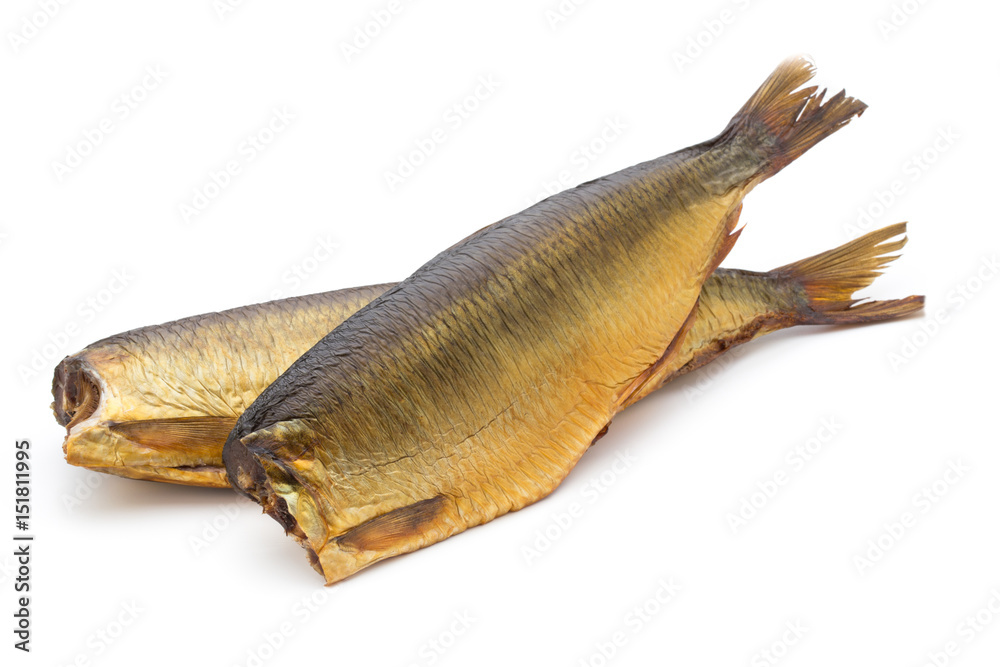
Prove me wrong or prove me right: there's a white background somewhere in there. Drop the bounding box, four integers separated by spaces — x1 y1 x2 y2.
2 1 999 665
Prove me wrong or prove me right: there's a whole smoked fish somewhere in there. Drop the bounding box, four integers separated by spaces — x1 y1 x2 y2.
52 225 920 488
222 57 870 583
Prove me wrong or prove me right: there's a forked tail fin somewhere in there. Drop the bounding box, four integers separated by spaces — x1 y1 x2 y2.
774 222 925 324
719 56 868 181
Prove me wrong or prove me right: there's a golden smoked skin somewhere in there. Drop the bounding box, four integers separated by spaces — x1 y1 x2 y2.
223 58 869 583
51 225 920 489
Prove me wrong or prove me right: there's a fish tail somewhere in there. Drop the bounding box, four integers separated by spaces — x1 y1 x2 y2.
718 56 867 182
774 222 925 324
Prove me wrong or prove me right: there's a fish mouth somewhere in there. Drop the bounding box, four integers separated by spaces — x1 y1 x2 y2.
52 357 102 429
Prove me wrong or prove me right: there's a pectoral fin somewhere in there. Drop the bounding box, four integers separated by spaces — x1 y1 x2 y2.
306 495 453 584
615 303 700 411
109 416 237 461
336 495 449 553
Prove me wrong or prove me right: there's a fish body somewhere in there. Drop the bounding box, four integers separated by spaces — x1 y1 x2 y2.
221 58 869 583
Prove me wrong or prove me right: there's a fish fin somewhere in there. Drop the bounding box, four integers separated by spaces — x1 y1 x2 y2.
110 416 237 460
615 301 700 411
773 222 925 323
721 55 867 179
706 205 744 276
335 495 449 553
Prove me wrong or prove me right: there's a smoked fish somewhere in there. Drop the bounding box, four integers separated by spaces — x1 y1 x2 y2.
222 57 871 583
52 225 920 489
